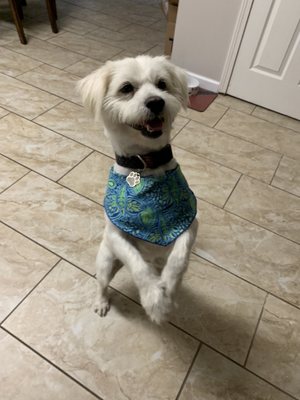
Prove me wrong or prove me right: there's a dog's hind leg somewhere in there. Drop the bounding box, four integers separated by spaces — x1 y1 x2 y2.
160 219 198 299
94 237 121 317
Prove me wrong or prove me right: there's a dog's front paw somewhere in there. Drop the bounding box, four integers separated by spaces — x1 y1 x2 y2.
141 282 173 324
94 298 110 317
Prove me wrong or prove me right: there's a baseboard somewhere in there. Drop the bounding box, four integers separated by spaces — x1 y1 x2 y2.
185 70 220 93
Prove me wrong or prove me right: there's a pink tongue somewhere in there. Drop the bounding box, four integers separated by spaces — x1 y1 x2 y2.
146 118 163 132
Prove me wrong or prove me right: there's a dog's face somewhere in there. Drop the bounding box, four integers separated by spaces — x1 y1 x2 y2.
78 56 188 154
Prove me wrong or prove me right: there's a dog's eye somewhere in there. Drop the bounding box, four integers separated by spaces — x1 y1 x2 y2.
120 82 134 94
157 79 167 91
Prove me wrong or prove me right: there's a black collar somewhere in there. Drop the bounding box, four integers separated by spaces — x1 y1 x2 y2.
115 144 173 170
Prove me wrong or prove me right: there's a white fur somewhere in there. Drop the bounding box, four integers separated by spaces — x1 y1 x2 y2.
78 55 197 324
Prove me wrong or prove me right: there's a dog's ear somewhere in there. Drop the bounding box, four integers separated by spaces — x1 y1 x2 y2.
165 60 189 109
77 63 112 120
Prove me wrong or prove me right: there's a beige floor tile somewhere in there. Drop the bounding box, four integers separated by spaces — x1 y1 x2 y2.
0 27 19 46
111 254 265 364
253 106 300 133
247 296 300 399
18 64 81 104
179 102 228 127
49 32 122 62
0 107 9 118
216 109 300 160
59 16 99 35
180 345 293 400
0 114 92 180
226 175 300 243
34 101 114 156
0 330 97 400
272 156 300 197
0 73 62 119
194 201 300 308
109 49 142 61
119 24 165 44
59 151 113 203
0 47 41 77
144 44 165 57
0 223 59 321
5 37 84 69
0 155 28 193
85 26 158 52
3 260 199 400
173 146 240 207
149 19 167 32
23 18 65 41
64 58 103 78
173 120 281 183
0 173 104 274
66 5 131 31
171 115 190 138
215 94 255 114
99 4 160 26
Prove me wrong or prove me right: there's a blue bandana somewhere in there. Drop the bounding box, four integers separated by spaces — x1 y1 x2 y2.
104 165 197 246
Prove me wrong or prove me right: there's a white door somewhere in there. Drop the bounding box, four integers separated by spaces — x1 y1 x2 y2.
228 0 300 119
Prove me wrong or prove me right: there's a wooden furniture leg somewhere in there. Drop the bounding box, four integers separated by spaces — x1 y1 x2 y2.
8 0 27 44
45 0 58 33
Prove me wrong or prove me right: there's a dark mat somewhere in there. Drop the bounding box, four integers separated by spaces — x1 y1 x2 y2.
188 87 218 112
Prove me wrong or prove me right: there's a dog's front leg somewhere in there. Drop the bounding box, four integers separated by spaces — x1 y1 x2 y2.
94 236 121 317
108 226 172 324
160 220 198 299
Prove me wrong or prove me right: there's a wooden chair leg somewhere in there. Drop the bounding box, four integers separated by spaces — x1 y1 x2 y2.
45 0 58 33
16 0 24 20
51 0 57 20
8 0 27 44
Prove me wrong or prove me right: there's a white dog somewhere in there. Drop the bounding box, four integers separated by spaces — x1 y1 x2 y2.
78 55 198 324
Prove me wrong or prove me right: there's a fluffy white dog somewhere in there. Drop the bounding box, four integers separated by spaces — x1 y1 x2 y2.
78 55 198 324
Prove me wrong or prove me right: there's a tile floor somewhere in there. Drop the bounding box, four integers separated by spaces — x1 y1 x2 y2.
0 0 300 399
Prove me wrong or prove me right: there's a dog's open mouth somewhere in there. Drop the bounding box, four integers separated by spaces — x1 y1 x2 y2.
130 117 164 138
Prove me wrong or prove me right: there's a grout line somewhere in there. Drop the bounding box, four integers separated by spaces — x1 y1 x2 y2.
223 205 300 246
269 154 283 185
30 99 66 120
209 117 288 158
191 251 300 312
13 74 83 106
222 173 242 209
243 293 268 367
250 107 300 135
175 343 202 400
271 182 300 199
0 327 103 400
0 220 97 280
170 118 191 141
0 168 31 196
0 165 104 206
198 190 300 245
172 141 252 177
198 339 299 400
212 105 229 128
55 149 94 182
172 327 300 400
0 259 62 326
2 42 86 73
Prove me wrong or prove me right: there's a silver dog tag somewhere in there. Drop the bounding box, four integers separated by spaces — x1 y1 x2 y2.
126 171 141 187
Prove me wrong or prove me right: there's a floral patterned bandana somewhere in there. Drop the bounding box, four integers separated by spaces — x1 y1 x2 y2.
104 165 197 246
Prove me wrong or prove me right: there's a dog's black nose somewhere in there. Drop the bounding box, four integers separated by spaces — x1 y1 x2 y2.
145 96 165 114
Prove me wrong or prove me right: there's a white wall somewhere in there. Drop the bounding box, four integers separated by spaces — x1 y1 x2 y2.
171 0 243 90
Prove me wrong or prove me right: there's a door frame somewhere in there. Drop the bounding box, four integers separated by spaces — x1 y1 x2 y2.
219 0 254 93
